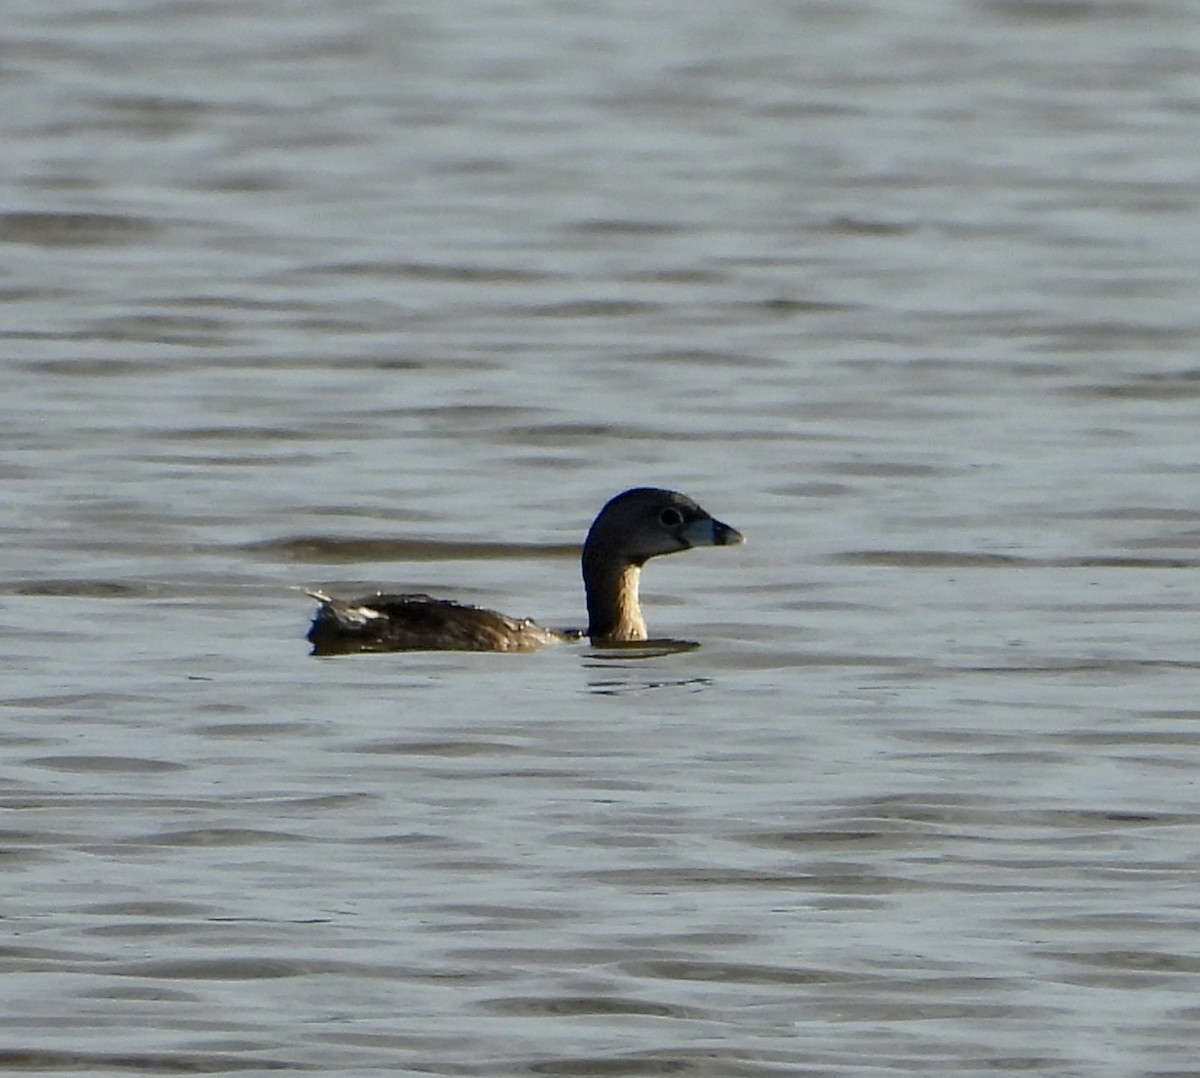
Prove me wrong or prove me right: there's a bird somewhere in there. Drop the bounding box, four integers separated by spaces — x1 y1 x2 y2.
305 487 743 654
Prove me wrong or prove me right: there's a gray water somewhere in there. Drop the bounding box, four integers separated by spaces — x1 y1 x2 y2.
5 0 1200 1074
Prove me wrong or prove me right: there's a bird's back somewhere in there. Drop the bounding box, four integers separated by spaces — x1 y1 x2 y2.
307 591 574 654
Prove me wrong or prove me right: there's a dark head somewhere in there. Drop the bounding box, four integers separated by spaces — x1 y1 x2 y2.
583 487 744 569
582 487 744 642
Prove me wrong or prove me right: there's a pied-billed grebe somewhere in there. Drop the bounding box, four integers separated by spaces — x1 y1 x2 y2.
306 487 743 654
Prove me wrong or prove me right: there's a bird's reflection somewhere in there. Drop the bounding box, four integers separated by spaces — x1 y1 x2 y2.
582 639 712 695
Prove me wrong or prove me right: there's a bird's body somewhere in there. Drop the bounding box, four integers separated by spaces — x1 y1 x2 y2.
305 590 578 654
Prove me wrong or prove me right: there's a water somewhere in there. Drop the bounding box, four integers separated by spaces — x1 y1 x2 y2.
4 0 1200 1073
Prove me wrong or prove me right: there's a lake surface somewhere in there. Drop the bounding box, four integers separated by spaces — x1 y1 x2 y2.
5 0 1200 1074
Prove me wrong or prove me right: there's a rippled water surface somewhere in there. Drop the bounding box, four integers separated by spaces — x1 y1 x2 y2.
5 0 1200 1074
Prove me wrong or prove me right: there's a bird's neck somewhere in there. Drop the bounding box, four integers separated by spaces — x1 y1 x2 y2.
585 559 647 642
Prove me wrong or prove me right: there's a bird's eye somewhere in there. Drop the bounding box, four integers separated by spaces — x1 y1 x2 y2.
659 507 683 527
